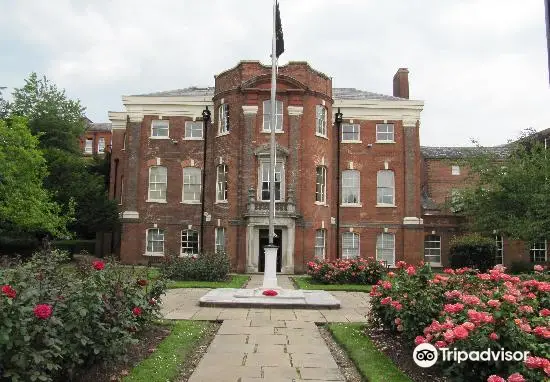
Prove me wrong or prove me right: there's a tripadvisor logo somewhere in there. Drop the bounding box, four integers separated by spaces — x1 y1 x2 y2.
413 344 529 368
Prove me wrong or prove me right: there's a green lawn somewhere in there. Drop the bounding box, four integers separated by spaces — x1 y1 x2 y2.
328 323 412 382
292 276 372 292
124 321 213 382
166 275 249 289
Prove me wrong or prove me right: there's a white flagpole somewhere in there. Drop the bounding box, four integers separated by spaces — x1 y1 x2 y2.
268 0 277 245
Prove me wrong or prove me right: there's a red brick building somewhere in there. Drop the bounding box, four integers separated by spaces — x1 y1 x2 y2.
79 119 112 156
108 60 546 271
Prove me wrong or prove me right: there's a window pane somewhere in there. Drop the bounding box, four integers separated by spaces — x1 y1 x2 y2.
342 170 359 203
147 229 164 254
376 233 395 265
185 121 203 138
217 165 228 201
424 235 441 264
183 168 201 201
342 124 359 141
149 167 167 200
376 124 394 141
263 100 283 131
260 162 283 201
181 230 199 255
152 120 169 137
342 232 359 259
316 167 326 203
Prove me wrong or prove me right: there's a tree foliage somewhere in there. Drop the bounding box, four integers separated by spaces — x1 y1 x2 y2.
456 135 550 243
0 117 70 237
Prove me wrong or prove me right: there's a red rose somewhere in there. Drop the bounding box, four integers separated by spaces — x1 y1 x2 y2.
262 289 278 296
34 304 53 319
2 285 16 299
132 307 142 316
92 261 105 270
453 326 469 340
137 279 148 286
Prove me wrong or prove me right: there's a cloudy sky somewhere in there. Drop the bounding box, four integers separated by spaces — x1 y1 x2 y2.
1 0 549 146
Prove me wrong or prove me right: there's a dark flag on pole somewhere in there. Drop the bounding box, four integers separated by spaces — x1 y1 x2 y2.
276 0 284 57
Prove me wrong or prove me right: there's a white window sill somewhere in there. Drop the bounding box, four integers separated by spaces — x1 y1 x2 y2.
376 140 395 144
261 130 285 134
217 131 230 137
181 201 201 204
180 253 199 257
314 201 328 206
315 133 328 140
341 203 362 207
121 148 125 151
150 136 170 140
184 137 204 141
215 200 228 204
342 140 362 144
259 200 284 203
146 199 167 203
144 253 164 257
376 204 396 208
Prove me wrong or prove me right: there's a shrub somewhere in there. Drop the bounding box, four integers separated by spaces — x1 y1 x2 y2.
51 239 96 255
370 262 550 382
449 234 497 272
0 250 167 382
306 257 386 285
509 260 534 275
162 251 230 282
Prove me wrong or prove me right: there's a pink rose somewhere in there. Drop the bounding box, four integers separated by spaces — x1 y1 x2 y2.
487 376 506 382
435 341 447 348
414 336 427 346
534 264 544 272
453 326 469 340
539 308 550 317
462 322 475 331
489 332 499 340
406 266 416 276
487 299 501 308
506 373 525 382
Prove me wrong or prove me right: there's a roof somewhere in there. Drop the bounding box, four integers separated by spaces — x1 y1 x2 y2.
421 146 510 159
134 86 402 101
87 122 112 132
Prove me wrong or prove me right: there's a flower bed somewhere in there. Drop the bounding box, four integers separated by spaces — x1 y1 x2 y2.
370 261 550 382
0 250 167 381
307 257 386 285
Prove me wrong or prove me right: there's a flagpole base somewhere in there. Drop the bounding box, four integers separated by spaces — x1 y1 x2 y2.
262 245 279 289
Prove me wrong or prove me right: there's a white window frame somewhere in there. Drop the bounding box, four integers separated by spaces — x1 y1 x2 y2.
424 235 441 266
258 160 284 202
151 120 169 139
341 123 360 143
147 166 167 202
262 100 283 133
85 138 93 154
181 229 199 256
215 227 226 253
341 170 360 205
376 123 395 143
145 228 164 256
97 137 105 153
495 235 504 265
315 229 326 259
315 105 327 137
376 170 395 206
342 232 360 259
530 240 547 262
185 121 203 140
182 167 201 203
216 164 228 202
376 233 395 267
451 165 460 176
315 166 327 204
218 104 229 135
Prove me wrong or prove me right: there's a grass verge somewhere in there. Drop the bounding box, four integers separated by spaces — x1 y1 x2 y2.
292 276 372 292
328 323 412 382
124 320 213 382
166 274 250 289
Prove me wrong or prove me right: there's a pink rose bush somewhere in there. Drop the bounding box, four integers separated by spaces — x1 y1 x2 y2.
370 262 550 381
0 250 167 381
307 257 386 285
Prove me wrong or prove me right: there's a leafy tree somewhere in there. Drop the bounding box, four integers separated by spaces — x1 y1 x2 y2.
455 134 550 243
0 86 9 119
0 117 70 237
11 73 85 153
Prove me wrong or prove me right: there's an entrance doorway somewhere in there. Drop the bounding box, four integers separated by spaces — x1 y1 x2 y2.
258 229 282 272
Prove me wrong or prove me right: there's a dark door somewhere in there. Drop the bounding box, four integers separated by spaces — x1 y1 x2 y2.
258 229 282 272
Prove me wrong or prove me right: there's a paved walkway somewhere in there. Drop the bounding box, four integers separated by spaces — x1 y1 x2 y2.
161 275 370 381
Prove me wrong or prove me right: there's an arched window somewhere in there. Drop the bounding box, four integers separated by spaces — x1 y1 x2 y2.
424 235 441 265
146 228 165 256
342 232 359 259
148 166 167 202
377 170 395 205
216 164 228 202
182 167 201 203
181 230 199 256
341 170 360 204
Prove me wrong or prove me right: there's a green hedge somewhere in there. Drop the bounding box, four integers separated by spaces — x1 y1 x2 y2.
449 233 496 272
161 251 230 281
0 237 40 257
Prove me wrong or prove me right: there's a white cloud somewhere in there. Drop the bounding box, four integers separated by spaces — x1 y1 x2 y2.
1 0 549 146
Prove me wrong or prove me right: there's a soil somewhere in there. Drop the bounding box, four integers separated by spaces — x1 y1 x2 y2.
318 324 364 382
73 324 172 382
176 321 220 382
366 326 448 382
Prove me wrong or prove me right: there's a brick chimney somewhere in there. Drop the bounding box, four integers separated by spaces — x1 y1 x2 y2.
393 68 409 99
